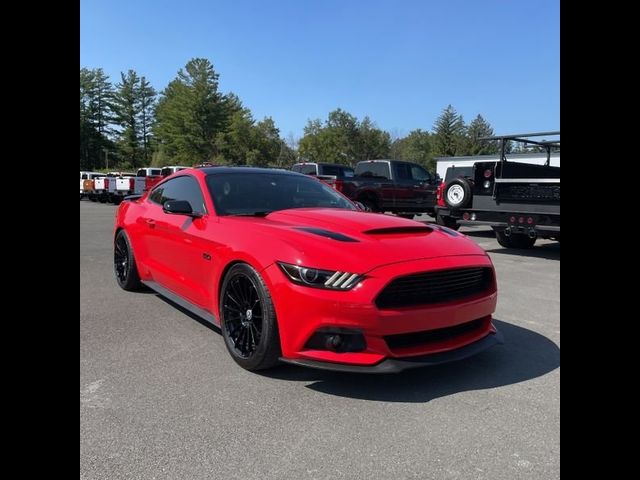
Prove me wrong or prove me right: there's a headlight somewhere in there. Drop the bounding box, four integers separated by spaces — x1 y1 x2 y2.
277 262 362 290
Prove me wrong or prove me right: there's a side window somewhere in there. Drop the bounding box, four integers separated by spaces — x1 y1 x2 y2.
395 163 412 180
291 165 302 173
299 164 318 175
149 185 164 204
81 174 88 180
150 176 207 214
410 165 430 182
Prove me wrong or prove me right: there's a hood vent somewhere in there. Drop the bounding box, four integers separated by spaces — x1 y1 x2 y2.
294 227 359 242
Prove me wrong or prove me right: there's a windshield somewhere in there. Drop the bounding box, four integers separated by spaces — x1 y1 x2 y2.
205 173 356 216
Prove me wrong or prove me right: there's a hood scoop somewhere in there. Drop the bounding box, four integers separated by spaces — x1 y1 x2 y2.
294 227 359 242
363 226 433 235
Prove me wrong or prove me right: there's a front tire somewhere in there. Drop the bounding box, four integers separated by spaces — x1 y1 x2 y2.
359 196 379 213
114 230 143 291
219 263 281 371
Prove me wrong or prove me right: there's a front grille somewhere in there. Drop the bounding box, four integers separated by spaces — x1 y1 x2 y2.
384 317 487 350
375 267 492 309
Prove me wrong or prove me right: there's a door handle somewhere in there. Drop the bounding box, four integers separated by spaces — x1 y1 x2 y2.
145 219 155 228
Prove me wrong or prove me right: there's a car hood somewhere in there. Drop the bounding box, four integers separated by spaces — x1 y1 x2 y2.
220 208 487 273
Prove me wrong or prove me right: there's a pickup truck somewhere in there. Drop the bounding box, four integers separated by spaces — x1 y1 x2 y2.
337 159 439 217
111 167 165 204
80 171 102 200
161 166 189 176
291 162 355 191
114 176 145 204
434 131 560 248
93 172 125 203
135 167 164 192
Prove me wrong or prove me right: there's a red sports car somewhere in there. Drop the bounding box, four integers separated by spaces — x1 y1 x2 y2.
114 167 502 372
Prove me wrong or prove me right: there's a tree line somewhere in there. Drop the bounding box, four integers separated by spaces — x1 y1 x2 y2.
81 57 509 173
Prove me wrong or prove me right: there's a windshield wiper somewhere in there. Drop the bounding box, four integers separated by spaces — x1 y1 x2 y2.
230 211 274 217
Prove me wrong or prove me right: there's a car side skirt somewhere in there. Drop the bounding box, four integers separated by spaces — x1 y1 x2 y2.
142 280 219 326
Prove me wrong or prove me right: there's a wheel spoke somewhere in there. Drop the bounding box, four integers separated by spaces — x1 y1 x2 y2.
224 302 243 314
232 278 247 304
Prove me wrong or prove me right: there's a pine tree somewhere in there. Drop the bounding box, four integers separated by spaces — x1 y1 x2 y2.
465 114 498 155
154 58 229 163
138 76 156 165
432 105 466 157
112 70 141 168
80 68 115 169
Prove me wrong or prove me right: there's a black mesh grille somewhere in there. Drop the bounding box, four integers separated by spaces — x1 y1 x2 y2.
497 184 560 202
375 267 493 309
384 317 487 350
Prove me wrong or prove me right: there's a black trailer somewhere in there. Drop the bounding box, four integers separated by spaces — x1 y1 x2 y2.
434 131 559 249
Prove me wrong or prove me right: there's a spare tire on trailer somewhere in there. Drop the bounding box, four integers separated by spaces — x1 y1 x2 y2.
443 178 472 209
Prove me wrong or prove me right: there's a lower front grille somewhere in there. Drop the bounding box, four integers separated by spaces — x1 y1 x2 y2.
375 267 493 309
384 317 488 350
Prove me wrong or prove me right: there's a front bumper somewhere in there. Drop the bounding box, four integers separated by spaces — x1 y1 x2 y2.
262 255 498 368
280 328 503 373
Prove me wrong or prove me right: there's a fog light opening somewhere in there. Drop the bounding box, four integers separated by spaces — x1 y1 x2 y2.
325 335 343 352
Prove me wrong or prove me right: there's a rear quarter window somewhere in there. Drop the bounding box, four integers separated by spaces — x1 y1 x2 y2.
295 164 318 175
445 166 474 182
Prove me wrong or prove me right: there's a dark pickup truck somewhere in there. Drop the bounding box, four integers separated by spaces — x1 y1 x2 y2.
434 131 560 248
337 160 439 217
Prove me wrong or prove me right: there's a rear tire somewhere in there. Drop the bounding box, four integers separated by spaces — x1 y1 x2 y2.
219 263 281 371
436 213 461 231
495 230 536 249
114 230 143 291
359 196 380 213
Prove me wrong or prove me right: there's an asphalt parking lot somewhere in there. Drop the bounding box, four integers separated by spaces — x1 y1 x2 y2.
80 200 559 480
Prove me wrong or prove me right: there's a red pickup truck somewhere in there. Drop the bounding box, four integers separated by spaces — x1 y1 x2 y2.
334 160 439 217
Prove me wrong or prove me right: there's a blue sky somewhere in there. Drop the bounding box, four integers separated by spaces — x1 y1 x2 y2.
80 0 559 140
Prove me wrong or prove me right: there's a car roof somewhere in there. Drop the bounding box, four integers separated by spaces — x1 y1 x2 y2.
199 166 302 176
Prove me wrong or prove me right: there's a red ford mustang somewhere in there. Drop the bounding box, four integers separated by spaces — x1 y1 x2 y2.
114 167 502 372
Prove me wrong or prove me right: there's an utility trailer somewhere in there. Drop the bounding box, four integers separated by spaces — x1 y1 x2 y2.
434 131 560 249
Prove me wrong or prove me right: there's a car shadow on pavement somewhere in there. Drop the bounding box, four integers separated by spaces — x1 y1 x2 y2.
260 319 559 403
156 295 222 334
485 243 560 261
459 229 496 238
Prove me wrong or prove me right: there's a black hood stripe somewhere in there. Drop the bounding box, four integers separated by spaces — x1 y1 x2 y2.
294 227 359 242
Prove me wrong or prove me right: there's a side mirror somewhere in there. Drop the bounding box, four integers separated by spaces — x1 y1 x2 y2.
163 200 202 217
354 201 371 212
